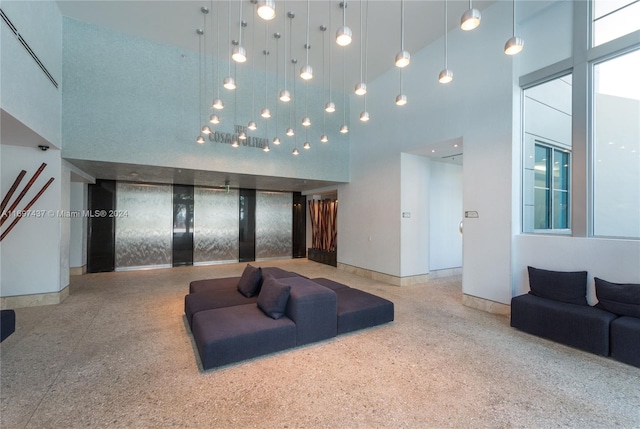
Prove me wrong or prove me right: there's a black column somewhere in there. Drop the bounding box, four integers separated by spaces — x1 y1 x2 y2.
292 192 307 258
172 184 194 267
87 179 116 273
239 189 256 262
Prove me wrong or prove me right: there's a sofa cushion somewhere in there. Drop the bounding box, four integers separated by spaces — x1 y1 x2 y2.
191 304 296 370
237 265 262 297
185 288 257 328
257 276 291 319
511 293 616 356
527 266 588 306
595 278 640 318
189 276 239 294
610 316 640 368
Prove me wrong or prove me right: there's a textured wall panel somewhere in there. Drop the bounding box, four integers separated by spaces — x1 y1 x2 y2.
256 192 292 260
194 187 239 263
115 183 172 269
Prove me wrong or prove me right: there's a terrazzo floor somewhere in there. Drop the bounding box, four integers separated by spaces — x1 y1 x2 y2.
1 259 639 428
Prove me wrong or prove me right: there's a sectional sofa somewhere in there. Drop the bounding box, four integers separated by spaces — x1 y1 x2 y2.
185 265 394 370
511 267 640 368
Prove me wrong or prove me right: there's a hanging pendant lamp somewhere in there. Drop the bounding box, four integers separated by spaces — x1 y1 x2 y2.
300 0 313 80
504 0 524 55
232 1 247 63
339 46 348 133
460 0 481 31
320 24 329 143
196 24 205 144
280 11 294 102
439 0 453 84
336 1 352 46
395 0 410 68
257 0 276 21
223 3 236 90
211 1 224 111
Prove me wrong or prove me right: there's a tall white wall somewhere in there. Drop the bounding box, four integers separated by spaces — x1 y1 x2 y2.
429 161 463 271
400 154 430 277
0 0 62 147
69 182 87 269
0 145 64 297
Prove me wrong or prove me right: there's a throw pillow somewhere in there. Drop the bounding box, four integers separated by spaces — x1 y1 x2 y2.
257 276 291 320
527 266 588 306
595 278 640 318
237 264 262 297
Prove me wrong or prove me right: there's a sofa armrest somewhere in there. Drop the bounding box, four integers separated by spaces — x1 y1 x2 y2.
279 277 337 345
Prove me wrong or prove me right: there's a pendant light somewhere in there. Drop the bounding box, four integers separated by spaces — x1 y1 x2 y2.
200 8 212 136
359 0 369 122
460 0 481 31
439 0 453 84
260 28 271 119
355 0 366 96
286 58 297 137
261 25 271 119
232 0 247 63
336 1 352 47
211 1 224 110
273 32 281 145
302 80 311 127
248 12 257 132
257 0 276 21
280 9 293 102
339 47 348 134
196 24 205 144
224 3 236 90
504 0 524 55
300 0 313 80
291 57 299 154
396 69 407 106
325 2 336 113
395 0 410 68
320 24 329 143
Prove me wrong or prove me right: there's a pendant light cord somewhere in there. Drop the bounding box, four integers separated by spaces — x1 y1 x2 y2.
359 0 363 82
322 25 326 131
227 4 232 75
305 0 310 65
512 0 516 36
238 0 243 46
203 13 207 117
214 0 219 98
275 33 279 134
364 0 369 110
328 1 332 102
343 47 346 124
264 22 268 114
444 0 448 67
400 0 405 51
198 28 202 131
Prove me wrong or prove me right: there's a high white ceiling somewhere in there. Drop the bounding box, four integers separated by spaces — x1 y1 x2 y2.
50 0 483 189
56 0 496 95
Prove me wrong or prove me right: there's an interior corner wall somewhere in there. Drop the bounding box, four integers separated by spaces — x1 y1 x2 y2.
59 164 70 289
429 161 463 271
339 1 514 302
69 182 87 269
400 153 430 277
0 0 62 147
1 145 63 297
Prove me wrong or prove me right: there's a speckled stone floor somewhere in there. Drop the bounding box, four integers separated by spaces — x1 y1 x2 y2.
1 259 639 428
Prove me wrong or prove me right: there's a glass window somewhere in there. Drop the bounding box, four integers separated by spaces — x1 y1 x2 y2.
532 144 570 230
592 0 640 46
523 75 573 233
592 49 640 238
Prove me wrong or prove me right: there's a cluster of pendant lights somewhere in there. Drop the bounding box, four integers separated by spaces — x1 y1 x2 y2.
196 0 524 150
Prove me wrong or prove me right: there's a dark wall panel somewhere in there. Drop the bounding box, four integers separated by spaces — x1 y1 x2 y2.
173 184 194 267
87 179 115 273
292 192 307 258
239 189 256 262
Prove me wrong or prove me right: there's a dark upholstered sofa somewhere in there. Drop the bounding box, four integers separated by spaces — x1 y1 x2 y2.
1 309 16 342
185 266 394 370
511 267 640 368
